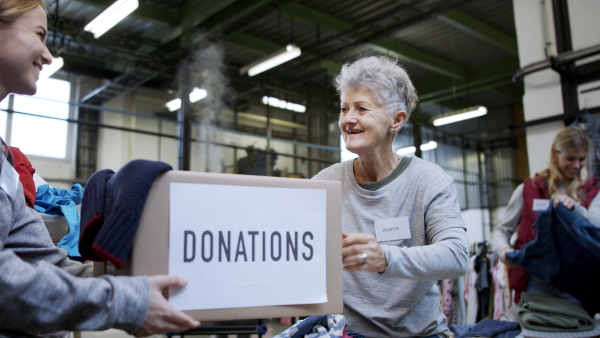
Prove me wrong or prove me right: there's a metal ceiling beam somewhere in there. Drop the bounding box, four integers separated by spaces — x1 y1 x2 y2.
419 75 514 106
225 32 281 54
280 2 467 80
418 58 519 105
437 9 518 56
71 0 179 26
155 0 238 44
490 84 524 101
58 53 132 76
188 0 275 47
225 32 341 75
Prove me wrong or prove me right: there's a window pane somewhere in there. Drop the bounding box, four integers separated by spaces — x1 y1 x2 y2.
0 96 7 140
12 78 70 158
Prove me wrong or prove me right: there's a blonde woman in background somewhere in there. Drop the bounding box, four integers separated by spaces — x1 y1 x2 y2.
491 126 600 305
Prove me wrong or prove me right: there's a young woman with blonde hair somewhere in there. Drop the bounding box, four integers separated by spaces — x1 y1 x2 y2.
491 126 600 305
0 0 199 335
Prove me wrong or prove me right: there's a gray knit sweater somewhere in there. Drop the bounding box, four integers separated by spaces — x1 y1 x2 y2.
0 169 149 334
313 157 469 337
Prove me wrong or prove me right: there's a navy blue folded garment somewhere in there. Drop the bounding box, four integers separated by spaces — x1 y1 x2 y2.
79 159 172 268
455 319 520 338
506 203 600 315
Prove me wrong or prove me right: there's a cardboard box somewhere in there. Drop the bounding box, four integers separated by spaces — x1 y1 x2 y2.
102 170 342 321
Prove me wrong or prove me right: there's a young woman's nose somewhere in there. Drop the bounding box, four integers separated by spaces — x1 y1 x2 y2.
41 45 53 66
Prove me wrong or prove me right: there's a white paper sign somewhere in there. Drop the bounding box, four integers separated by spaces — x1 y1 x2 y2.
532 199 550 211
168 183 328 311
374 216 411 242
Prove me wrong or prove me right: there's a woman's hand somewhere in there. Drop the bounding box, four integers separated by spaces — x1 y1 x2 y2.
341 232 387 273
135 276 200 337
499 248 519 268
553 194 576 210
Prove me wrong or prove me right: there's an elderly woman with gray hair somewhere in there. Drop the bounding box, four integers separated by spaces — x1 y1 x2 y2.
313 56 469 338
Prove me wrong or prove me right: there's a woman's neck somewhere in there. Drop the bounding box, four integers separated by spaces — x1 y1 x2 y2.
355 151 401 183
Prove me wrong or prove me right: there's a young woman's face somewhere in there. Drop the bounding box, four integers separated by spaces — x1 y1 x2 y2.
0 5 52 97
555 147 587 181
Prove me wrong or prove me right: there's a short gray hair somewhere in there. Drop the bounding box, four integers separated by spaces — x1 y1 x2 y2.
334 56 418 118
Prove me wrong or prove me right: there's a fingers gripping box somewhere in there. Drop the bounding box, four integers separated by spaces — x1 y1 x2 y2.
102 170 342 321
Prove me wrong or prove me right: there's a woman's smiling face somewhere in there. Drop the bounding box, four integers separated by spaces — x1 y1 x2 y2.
555 147 587 181
339 86 394 156
0 5 52 98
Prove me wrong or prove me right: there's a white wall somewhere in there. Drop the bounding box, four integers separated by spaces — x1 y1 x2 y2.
513 0 600 177
514 0 562 177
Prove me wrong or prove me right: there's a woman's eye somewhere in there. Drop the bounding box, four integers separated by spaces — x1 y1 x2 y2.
341 108 348 113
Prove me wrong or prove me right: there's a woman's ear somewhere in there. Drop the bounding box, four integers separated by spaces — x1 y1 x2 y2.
391 110 408 131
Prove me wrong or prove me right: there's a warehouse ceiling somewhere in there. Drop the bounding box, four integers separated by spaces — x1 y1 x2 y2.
45 0 523 128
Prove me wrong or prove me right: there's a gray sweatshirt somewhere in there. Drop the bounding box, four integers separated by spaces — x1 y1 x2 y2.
0 168 149 334
313 156 469 338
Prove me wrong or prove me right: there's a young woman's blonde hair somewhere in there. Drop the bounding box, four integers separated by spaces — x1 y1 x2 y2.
0 0 46 25
543 126 593 201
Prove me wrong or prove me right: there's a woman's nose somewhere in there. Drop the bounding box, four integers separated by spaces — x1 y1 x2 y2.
41 45 53 66
342 110 358 123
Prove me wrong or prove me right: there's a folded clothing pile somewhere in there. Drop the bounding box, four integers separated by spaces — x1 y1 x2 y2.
517 292 594 332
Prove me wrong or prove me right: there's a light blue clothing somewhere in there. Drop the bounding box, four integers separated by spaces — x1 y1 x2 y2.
34 183 84 257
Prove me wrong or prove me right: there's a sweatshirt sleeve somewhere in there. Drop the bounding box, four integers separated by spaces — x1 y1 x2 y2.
1 184 147 334
0 250 149 334
381 172 469 280
490 184 523 254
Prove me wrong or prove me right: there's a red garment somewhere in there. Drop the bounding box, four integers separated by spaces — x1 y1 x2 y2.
509 171 600 303
8 146 36 208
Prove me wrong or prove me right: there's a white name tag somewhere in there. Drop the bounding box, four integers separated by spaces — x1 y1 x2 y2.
375 216 411 242
0 157 19 200
532 199 551 211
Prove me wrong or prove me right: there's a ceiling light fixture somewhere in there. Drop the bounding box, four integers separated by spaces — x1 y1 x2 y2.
39 57 64 80
431 105 487 127
240 44 301 77
395 141 438 156
165 88 207 112
262 96 306 113
84 0 139 38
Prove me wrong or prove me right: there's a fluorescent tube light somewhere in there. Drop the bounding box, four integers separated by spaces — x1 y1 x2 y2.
241 44 301 77
165 87 207 112
165 98 182 112
84 0 139 38
420 140 438 151
189 88 207 102
396 146 417 156
431 106 487 127
395 141 438 156
39 57 64 80
262 96 306 113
